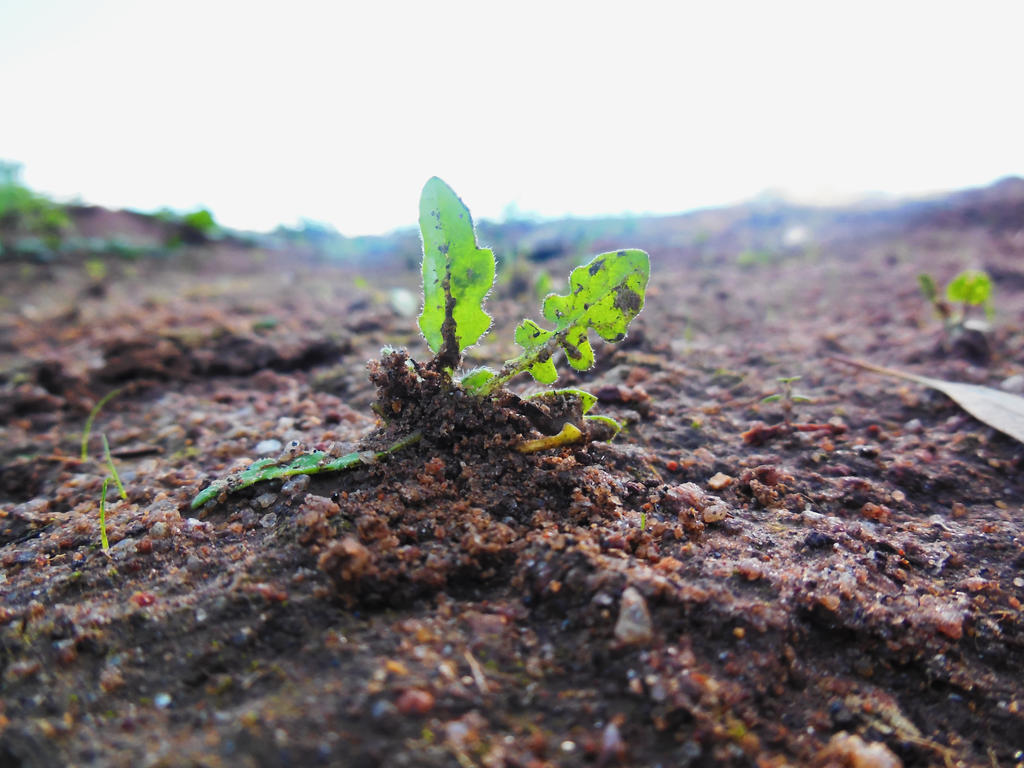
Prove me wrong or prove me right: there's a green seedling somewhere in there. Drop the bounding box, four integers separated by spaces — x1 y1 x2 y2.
918 269 994 327
98 481 111 552
81 388 123 460
918 268 995 363
192 177 649 509
762 376 811 426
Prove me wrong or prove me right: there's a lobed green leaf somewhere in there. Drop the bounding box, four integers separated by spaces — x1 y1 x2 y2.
535 249 649 372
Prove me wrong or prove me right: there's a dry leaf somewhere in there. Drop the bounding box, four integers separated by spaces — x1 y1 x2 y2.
831 356 1024 445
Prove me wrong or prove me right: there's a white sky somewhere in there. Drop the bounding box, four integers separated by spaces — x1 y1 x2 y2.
2 1 1022 236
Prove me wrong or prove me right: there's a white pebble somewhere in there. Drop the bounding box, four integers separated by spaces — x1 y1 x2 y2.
614 586 653 645
255 439 283 455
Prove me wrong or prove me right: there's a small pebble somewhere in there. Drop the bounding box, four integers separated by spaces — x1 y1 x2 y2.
255 439 283 455
259 513 278 529
614 586 654 646
600 722 626 764
707 472 733 490
149 522 170 539
254 493 277 510
281 475 311 496
370 699 397 720
154 692 172 709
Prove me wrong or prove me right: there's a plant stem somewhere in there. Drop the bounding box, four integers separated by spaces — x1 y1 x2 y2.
479 332 563 395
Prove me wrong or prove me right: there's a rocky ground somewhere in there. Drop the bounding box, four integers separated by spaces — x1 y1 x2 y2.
1 180 1023 767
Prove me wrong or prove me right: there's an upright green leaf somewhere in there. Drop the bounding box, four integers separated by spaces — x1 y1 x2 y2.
541 249 649 371
418 177 495 367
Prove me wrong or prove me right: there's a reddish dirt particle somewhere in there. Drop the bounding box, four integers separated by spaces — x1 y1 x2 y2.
250 583 289 602
131 591 156 607
395 688 435 715
860 502 891 522
318 536 376 587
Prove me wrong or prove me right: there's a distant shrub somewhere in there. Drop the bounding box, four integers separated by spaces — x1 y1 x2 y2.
0 161 69 250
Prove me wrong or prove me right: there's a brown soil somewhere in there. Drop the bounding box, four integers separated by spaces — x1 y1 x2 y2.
2 181 1024 767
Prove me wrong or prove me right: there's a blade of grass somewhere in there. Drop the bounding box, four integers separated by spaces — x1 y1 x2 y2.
102 434 128 501
99 477 110 553
81 388 123 460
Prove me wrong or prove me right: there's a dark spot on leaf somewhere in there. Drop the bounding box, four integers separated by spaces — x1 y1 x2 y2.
614 287 642 315
588 258 605 277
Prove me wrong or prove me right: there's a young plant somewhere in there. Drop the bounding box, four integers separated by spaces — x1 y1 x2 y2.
946 269 993 323
192 177 650 509
918 269 994 328
762 375 811 426
918 269 994 364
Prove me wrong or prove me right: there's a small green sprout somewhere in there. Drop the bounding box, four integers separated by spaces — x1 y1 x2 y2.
918 269 994 327
762 376 811 426
191 178 649 509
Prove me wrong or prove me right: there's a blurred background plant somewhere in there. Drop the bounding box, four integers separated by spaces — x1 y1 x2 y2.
0 160 70 256
918 268 996 364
